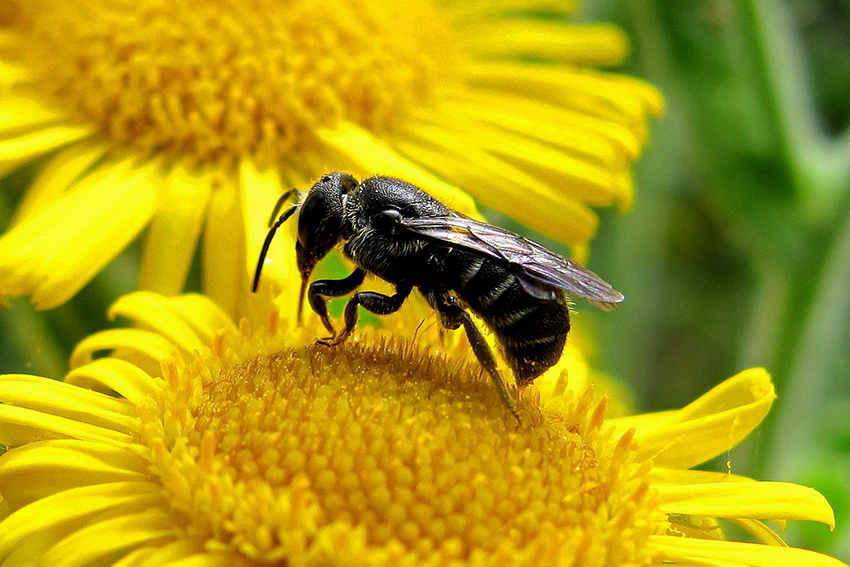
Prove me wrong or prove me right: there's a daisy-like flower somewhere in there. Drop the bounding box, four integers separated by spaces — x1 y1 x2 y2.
0 0 662 313
0 290 843 567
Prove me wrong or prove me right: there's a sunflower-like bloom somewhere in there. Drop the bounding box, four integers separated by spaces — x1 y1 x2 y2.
0 0 661 313
0 291 843 567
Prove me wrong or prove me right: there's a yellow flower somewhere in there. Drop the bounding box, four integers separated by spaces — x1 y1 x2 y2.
0 291 843 566
0 0 661 312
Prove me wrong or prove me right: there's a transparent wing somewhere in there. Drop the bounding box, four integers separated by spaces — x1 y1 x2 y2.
400 216 624 310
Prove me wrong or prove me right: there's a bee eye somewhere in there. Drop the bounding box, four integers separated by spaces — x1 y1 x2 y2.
298 192 326 249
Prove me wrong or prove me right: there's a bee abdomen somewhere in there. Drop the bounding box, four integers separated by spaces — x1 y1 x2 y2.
445 250 570 386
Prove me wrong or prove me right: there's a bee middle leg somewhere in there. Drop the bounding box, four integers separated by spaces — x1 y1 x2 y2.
319 282 413 346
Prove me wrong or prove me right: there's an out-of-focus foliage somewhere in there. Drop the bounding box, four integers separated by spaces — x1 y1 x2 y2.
587 0 850 560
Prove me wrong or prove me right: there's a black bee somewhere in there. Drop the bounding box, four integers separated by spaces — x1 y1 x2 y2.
252 173 624 419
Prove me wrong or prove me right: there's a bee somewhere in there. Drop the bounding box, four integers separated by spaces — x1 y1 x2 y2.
253 172 624 419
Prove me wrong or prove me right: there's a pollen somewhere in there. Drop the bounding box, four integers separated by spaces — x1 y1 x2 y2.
138 328 661 564
9 0 455 165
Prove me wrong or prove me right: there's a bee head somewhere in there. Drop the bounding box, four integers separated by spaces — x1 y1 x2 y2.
295 172 357 280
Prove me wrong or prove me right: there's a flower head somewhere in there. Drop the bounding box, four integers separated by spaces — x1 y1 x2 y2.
0 291 843 566
0 0 661 311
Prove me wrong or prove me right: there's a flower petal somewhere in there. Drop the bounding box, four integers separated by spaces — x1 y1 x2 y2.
316 121 479 217
727 519 788 546
38 508 180 567
462 21 627 65
0 97 67 139
240 159 300 307
658 481 835 528
394 124 597 244
139 163 210 296
465 61 664 139
0 157 160 309
108 292 211 355
202 173 249 320
0 374 135 432
609 369 775 469
0 440 150 509
0 124 94 177
0 482 164 562
70 329 180 370
163 294 238 346
65 358 163 404
10 141 109 227
649 535 849 567
0 405 132 447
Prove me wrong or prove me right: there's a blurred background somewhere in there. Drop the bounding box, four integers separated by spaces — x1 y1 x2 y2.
2 0 849 560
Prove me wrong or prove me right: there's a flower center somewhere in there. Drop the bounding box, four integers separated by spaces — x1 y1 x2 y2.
140 332 659 564
9 0 456 164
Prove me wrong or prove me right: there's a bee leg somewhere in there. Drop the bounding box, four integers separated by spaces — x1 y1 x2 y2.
307 268 366 336
456 311 520 422
431 293 519 422
321 283 413 346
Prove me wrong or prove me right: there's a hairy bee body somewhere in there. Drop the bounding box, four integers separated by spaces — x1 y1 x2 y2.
253 173 622 419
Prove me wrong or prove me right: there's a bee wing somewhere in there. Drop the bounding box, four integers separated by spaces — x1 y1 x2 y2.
400 216 624 310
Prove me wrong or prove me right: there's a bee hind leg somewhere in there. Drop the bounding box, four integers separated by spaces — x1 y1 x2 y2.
433 296 519 422
457 312 520 422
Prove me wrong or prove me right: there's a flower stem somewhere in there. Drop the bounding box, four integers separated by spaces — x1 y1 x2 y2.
761 206 850 481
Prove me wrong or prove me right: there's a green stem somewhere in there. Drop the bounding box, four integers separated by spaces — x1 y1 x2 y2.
740 0 850 219
762 206 850 480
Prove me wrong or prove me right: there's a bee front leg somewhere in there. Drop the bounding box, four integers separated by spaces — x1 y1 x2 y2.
307 268 366 335
320 283 413 346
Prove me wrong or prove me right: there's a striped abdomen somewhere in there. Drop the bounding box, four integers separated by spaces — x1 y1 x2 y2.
443 249 570 385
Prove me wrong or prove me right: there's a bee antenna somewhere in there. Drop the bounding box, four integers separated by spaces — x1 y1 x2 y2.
267 188 303 227
252 204 299 293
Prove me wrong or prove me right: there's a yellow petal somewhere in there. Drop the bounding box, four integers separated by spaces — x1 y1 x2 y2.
0 440 150 509
37 508 180 567
162 294 237 345
609 368 775 469
650 467 755 486
465 61 664 130
317 121 479 217
139 163 211 296
727 518 789 546
649 535 849 567
0 97 66 138
0 124 94 178
0 57 31 87
240 158 300 310
447 0 578 22
659 481 835 528
0 404 132 448
394 125 597 244
108 292 210 355
65 358 163 404
70 329 180 370
0 375 135 432
10 141 109 227
461 21 628 65
0 157 160 309
0 482 163 562
202 173 249 320
109 540 210 567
